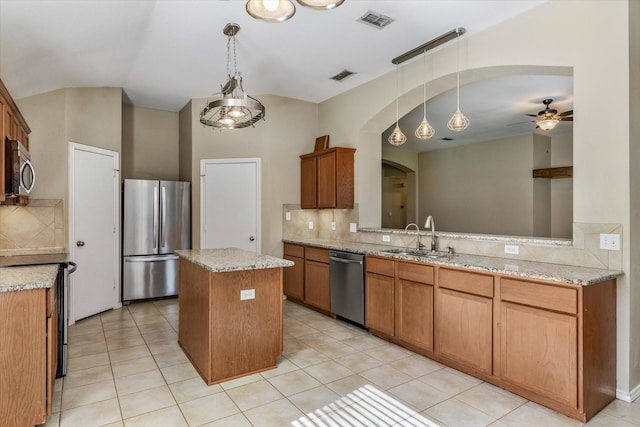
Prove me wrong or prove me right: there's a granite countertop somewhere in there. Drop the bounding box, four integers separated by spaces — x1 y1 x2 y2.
0 264 59 292
283 238 623 286
176 248 294 273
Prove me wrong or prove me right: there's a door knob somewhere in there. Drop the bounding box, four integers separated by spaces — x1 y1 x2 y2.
76 241 85 247
249 236 255 241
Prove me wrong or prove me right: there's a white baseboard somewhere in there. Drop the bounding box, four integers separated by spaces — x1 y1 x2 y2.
616 383 640 402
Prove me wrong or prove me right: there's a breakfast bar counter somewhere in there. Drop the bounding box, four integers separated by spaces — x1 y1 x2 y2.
176 248 293 385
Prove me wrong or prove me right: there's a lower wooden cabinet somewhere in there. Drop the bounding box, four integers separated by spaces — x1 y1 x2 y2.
436 268 493 375
283 244 304 301
365 257 395 336
395 262 434 351
0 285 57 426
303 247 330 312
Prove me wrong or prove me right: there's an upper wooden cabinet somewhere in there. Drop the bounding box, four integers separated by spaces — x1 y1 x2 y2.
0 78 32 204
300 147 355 209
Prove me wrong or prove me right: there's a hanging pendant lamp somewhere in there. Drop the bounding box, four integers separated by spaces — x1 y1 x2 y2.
447 28 469 132
415 51 435 140
296 0 345 9
246 0 296 23
200 23 266 129
388 65 407 146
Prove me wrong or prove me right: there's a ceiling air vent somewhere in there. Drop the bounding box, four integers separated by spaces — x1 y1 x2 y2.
441 137 454 141
358 11 394 29
330 69 355 81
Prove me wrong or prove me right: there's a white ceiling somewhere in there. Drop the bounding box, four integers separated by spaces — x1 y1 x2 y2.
0 0 547 113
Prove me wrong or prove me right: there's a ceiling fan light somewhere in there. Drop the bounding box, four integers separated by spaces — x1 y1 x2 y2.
296 0 345 10
537 117 560 131
447 108 469 131
388 124 407 146
415 118 435 139
246 0 296 22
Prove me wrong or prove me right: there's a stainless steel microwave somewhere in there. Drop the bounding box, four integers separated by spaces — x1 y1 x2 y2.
5 138 35 197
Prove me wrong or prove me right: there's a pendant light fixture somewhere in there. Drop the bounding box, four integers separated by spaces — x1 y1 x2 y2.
246 0 296 23
447 28 470 132
296 0 345 9
415 50 435 140
200 23 266 129
388 64 407 146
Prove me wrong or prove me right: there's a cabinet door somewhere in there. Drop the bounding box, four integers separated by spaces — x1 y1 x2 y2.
396 279 433 351
316 151 336 208
300 156 317 209
304 259 330 311
365 272 395 336
500 301 578 407
436 288 492 374
283 255 304 301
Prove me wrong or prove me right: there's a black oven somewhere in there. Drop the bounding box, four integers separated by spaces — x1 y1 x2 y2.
5 138 35 197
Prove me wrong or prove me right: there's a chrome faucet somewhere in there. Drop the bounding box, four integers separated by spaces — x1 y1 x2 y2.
424 216 436 251
404 223 423 250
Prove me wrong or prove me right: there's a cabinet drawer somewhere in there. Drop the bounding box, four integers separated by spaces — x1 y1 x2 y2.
398 261 433 285
501 278 577 315
305 246 329 263
439 268 493 298
284 243 304 258
366 256 395 277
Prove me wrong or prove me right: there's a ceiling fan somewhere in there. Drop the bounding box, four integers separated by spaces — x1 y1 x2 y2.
526 98 573 131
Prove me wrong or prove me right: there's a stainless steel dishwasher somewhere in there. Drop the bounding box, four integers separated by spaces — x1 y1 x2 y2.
329 250 365 327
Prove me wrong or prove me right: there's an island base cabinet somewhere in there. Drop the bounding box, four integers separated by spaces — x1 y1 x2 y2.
179 259 283 385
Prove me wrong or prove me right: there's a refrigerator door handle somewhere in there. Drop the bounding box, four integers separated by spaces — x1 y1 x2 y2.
153 184 159 251
161 186 167 248
124 255 180 262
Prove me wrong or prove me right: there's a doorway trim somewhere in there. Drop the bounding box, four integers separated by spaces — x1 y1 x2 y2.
68 142 120 323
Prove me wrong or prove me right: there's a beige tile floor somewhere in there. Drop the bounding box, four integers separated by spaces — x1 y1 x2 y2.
40 298 640 427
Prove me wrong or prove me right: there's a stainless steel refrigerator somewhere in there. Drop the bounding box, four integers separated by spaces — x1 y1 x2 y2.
122 179 191 302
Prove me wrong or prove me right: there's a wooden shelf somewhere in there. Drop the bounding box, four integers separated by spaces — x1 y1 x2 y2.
532 166 573 179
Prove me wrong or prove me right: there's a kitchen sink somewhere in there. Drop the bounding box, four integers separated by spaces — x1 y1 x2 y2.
380 248 451 259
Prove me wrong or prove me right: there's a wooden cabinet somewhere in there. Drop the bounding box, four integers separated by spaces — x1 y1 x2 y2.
395 262 434 351
300 147 355 209
365 256 395 336
283 243 305 301
436 268 493 375
304 247 330 311
0 78 32 205
0 284 57 426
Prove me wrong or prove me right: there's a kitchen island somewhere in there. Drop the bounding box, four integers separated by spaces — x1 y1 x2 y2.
176 248 293 385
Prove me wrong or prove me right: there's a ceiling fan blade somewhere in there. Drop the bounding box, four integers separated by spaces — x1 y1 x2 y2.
558 110 573 117
559 117 573 121
525 114 538 117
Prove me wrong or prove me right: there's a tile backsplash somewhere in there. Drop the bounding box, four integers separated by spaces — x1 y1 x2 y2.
282 204 622 271
0 199 66 255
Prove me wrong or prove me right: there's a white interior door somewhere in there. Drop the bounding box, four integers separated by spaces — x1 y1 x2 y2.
69 143 119 321
201 158 260 252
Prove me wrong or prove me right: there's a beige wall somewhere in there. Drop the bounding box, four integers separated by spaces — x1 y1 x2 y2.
122 104 179 180
551 131 573 238
183 95 318 256
178 101 192 182
16 87 123 249
318 1 635 396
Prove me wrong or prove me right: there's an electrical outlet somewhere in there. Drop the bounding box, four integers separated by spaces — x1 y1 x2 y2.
504 244 519 255
331 221 336 231
240 289 255 300
349 223 357 233
382 235 391 242
600 233 620 250
285 212 291 221
308 221 314 230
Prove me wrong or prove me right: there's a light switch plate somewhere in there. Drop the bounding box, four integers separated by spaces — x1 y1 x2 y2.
600 233 620 250
285 212 291 221
240 289 255 300
382 235 391 242
308 221 314 230
349 223 357 233
331 221 336 231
